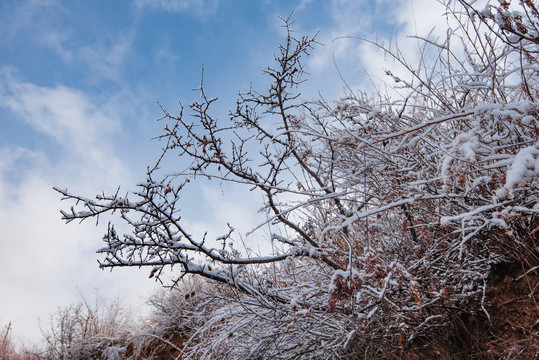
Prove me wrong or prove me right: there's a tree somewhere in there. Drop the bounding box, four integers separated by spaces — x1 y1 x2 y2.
56 2 538 358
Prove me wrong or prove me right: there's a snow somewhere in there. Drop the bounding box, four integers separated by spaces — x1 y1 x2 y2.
479 4 492 17
102 346 126 360
502 145 539 193
367 306 378 320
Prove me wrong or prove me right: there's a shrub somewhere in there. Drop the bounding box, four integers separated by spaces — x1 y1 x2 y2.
56 1 538 358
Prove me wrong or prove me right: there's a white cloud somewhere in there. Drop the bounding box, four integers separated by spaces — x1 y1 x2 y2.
0 0 135 83
2 72 115 145
0 72 160 344
0 0 74 61
180 183 267 253
77 30 136 84
303 0 454 98
296 0 315 11
300 0 376 98
153 37 183 74
358 0 461 95
0 69 132 187
0 167 156 343
135 0 220 17
389 0 448 37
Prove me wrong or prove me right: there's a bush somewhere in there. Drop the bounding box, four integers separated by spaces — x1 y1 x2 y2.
40 293 136 359
56 1 538 358
1 322 42 360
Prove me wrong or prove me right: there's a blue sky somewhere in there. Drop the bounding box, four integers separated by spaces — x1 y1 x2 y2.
0 0 448 345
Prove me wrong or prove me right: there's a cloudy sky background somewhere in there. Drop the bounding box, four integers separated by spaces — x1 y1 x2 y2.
0 0 449 345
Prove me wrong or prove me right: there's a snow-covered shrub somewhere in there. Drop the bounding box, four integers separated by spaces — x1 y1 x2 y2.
125 277 212 359
57 1 538 358
40 294 135 359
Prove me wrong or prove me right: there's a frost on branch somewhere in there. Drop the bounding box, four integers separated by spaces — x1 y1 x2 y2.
57 4 538 358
